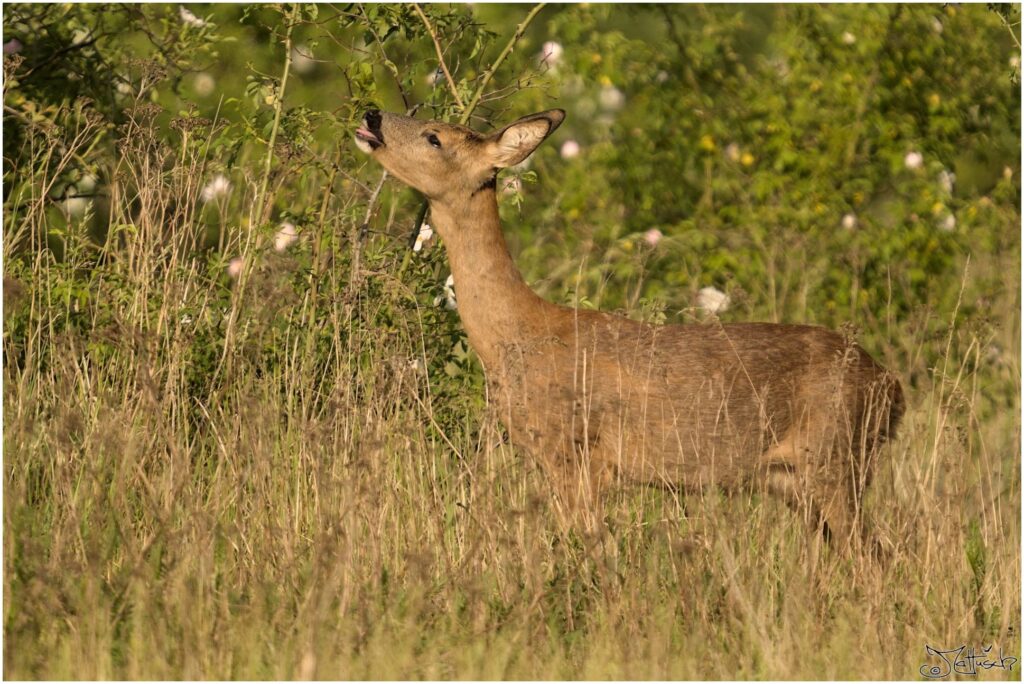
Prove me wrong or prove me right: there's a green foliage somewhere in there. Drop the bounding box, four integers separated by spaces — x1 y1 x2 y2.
516 5 1020 330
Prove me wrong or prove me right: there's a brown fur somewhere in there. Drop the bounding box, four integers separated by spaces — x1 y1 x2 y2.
356 109 904 547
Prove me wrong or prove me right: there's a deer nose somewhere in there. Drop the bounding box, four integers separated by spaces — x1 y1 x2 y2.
365 109 382 133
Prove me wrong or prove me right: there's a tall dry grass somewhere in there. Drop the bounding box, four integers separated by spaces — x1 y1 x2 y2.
3 100 1020 680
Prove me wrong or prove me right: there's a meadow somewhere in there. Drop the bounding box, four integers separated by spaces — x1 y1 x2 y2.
3 4 1021 679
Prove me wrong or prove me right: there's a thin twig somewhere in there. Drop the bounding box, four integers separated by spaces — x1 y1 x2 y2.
255 8 295 225
350 170 388 289
362 172 389 227
992 4 1022 50
407 2 548 246
458 2 546 126
412 3 465 109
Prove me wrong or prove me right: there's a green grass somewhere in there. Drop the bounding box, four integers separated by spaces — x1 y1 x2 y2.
3 96 1020 679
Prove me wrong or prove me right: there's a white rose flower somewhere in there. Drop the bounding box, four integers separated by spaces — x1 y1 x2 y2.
291 45 316 75
599 85 625 112
413 224 434 253
697 286 730 314
274 222 298 252
201 174 231 203
938 170 955 194
179 6 210 28
433 274 457 310
194 72 215 97
227 257 244 279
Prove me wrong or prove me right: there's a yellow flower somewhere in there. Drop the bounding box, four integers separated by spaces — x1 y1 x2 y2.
740 152 755 167
598 74 612 86
699 134 716 152
931 202 945 216
927 93 941 108
591 53 602 64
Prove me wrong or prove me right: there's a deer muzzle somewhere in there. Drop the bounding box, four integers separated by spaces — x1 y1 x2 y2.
354 109 384 152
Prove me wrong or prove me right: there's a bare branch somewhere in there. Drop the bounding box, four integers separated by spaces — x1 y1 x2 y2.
412 4 465 109
458 3 546 126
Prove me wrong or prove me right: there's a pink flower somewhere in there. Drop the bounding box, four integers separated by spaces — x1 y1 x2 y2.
227 257 244 279
560 140 581 159
539 41 563 67
643 228 663 247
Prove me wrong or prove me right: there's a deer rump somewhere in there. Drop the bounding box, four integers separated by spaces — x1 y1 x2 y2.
489 311 904 492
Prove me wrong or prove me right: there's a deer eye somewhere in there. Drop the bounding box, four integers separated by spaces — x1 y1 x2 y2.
427 134 442 148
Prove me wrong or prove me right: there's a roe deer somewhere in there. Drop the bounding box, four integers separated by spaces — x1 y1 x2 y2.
355 108 904 550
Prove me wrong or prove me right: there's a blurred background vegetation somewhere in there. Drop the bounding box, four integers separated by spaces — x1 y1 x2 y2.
3 3 1021 679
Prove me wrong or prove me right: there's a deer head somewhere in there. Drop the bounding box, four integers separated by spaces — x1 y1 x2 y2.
354 108 565 204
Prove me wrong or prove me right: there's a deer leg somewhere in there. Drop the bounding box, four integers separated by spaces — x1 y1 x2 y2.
813 477 856 550
759 435 862 555
534 438 622 581
541 439 612 531
758 434 813 522
819 457 893 564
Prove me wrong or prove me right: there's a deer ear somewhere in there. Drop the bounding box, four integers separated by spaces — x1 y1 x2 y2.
486 109 565 168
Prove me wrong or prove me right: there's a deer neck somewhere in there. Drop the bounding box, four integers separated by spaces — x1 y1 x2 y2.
429 188 552 365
